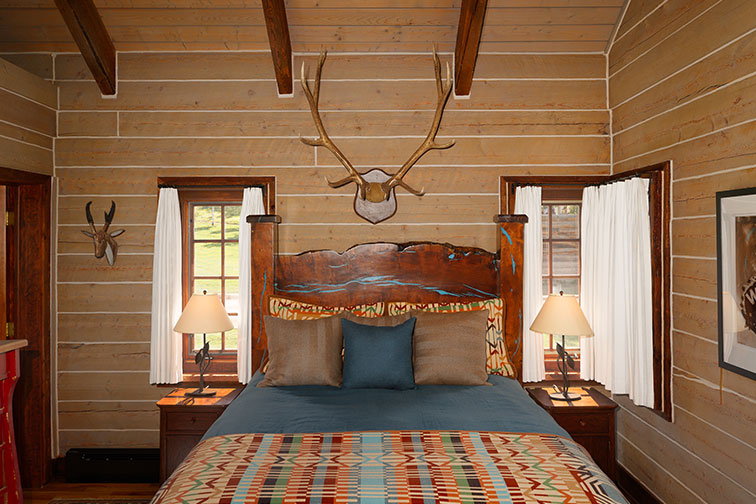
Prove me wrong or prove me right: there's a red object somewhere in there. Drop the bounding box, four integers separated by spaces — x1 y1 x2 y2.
0 347 23 504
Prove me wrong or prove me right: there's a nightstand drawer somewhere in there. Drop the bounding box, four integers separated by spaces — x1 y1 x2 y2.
555 412 610 434
165 411 218 433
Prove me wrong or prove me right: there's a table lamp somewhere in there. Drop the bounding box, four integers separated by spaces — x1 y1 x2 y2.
530 291 593 401
174 290 234 397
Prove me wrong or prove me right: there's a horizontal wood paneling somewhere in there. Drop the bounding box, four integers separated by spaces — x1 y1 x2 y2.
47 50 609 452
0 3 624 53
0 55 56 106
610 0 756 501
59 430 160 454
58 401 159 430
58 313 152 342
57 372 164 401
59 343 151 371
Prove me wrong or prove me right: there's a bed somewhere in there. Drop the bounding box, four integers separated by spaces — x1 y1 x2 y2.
152 215 628 503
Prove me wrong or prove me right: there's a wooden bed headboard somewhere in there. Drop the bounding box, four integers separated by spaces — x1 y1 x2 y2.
247 215 528 381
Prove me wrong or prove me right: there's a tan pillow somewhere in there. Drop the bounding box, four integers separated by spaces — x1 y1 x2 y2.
342 311 413 327
258 315 343 387
412 310 489 386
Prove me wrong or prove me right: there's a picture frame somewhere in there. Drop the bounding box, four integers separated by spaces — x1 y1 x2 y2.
716 186 756 381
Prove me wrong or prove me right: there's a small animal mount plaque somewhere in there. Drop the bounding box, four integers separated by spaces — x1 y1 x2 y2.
299 49 455 224
82 201 125 266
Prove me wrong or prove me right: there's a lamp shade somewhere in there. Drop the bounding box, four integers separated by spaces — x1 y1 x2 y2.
174 292 234 334
530 293 593 337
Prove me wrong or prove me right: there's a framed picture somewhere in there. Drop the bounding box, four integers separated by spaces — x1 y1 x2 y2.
716 187 756 381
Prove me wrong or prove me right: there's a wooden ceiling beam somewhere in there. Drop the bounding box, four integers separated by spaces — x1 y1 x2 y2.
454 0 488 96
261 0 293 95
54 0 116 95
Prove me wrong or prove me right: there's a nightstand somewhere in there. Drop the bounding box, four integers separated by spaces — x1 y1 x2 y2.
528 387 618 480
157 387 241 482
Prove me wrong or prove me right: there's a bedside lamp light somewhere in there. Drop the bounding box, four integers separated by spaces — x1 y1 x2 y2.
530 291 593 401
174 290 234 397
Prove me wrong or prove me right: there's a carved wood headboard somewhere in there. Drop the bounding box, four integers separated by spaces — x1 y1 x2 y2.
246 215 528 381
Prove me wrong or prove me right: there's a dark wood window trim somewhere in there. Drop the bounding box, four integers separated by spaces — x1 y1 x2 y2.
501 161 672 420
157 177 275 378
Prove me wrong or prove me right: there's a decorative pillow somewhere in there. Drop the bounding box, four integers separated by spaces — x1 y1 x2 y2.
341 317 416 390
258 315 343 387
412 310 489 385
269 296 384 320
342 310 413 327
388 298 514 377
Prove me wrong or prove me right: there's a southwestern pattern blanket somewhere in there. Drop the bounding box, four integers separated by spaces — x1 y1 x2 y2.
152 431 627 504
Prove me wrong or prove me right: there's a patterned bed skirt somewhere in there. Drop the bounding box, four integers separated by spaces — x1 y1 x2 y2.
153 431 627 503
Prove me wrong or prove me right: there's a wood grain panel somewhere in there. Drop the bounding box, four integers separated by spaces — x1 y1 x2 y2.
57 283 152 313
0 135 53 175
614 73 756 163
56 164 610 197
672 293 716 342
611 0 756 108
0 53 53 80
0 88 56 136
0 55 57 107
59 430 159 453
118 109 608 137
610 0 718 75
278 194 498 224
615 121 756 180
474 53 604 79
612 0 662 42
58 111 118 137
58 196 157 225
673 331 756 401
58 255 153 283
58 313 152 342
0 121 52 149
55 137 313 167
673 369 756 449
612 30 756 134
59 343 150 371
57 371 162 401
672 257 716 299
617 406 753 504
58 224 154 254
278 223 499 255
674 166 756 218
58 401 158 430
58 78 605 111
316 136 609 166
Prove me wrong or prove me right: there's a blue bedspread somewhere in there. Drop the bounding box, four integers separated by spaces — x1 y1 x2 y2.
203 372 569 439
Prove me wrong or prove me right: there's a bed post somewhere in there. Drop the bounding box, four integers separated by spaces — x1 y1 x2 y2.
495 214 528 383
247 215 280 372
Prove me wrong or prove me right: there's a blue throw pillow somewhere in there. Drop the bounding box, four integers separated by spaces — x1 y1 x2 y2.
341 317 416 390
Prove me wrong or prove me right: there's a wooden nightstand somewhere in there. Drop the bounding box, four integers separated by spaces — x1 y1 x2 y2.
528 387 618 480
158 387 241 482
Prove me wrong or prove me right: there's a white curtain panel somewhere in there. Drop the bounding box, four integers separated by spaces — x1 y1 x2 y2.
149 188 183 384
237 187 266 384
514 186 546 382
580 178 654 407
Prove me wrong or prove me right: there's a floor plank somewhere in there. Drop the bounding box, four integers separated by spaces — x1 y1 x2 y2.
23 482 159 504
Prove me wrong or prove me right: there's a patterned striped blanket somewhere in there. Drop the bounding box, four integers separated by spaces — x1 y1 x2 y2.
152 431 627 504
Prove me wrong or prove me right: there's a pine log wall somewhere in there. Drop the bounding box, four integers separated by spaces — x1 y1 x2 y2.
609 0 756 502
2 50 609 455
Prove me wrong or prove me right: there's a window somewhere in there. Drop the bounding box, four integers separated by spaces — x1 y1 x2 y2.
541 202 582 376
188 204 241 361
502 162 672 419
158 177 275 377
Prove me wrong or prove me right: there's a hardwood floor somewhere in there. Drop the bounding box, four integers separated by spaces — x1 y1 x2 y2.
23 482 159 504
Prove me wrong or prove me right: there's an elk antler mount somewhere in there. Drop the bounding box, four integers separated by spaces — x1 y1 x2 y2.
82 201 125 266
300 49 455 224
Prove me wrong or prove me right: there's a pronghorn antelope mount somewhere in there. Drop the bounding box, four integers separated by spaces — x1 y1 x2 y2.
300 49 456 224
82 201 125 266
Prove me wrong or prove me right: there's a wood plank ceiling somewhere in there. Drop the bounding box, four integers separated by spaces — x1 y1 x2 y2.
0 0 625 54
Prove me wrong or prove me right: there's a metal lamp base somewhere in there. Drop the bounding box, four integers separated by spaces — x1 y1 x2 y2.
549 390 581 401
185 388 216 397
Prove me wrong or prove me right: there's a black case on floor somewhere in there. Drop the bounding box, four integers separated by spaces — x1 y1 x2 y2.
65 448 159 483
